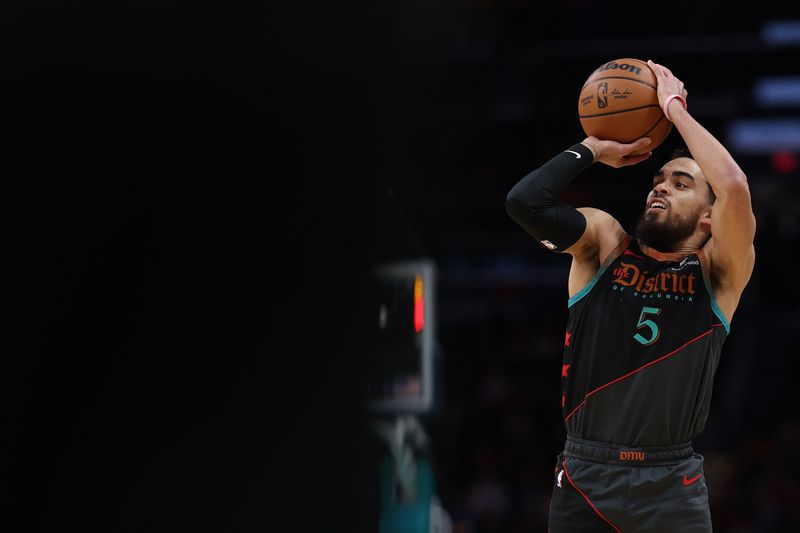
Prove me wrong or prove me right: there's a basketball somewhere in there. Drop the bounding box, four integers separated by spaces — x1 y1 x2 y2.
578 58 672 155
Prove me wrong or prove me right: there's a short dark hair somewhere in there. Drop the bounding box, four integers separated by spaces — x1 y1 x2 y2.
668 147 693 162
667 147 716 204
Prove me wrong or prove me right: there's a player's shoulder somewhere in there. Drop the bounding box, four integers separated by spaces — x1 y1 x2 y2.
568 208 627 261
701 236 756 324
576 207 619 225
576 207 627 242
702 237 756 284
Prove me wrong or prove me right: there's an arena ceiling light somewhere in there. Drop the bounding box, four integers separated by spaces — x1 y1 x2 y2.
727 118 800 153
761 20 800 45
754 77 800 107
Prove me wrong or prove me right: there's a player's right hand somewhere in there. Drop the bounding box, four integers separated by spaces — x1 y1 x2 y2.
581 136 652 168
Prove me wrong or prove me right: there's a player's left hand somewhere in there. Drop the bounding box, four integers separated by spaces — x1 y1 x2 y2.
647 60 688 112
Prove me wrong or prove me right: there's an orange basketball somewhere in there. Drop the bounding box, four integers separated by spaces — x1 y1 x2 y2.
578 58 672 155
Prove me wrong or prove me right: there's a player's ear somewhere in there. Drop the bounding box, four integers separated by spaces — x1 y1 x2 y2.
699 206 712 231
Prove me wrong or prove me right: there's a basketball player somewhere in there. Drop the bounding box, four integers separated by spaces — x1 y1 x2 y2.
505 60 755 531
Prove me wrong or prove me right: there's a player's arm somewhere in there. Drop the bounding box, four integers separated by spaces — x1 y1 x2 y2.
649 60 756 295
506 137 652 296
504 136 652 258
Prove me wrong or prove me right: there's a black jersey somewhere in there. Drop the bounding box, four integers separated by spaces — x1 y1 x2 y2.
561 235 729 447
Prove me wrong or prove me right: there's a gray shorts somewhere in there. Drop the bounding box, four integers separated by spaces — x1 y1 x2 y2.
548 437 712 532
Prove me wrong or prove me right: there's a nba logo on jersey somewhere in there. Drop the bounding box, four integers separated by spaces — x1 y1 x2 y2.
541 240 557 250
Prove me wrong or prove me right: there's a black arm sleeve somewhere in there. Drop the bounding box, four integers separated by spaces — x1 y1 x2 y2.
505 143 594 252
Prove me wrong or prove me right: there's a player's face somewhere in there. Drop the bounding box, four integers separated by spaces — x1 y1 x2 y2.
646 158 710 220
635 158 712 251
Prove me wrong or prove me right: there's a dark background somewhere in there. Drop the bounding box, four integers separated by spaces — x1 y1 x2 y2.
3 2 800 532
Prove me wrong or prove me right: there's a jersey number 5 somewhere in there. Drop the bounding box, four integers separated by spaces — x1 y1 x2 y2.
634 306 662 346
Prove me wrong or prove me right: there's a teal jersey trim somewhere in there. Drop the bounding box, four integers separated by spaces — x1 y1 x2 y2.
567 235 631 308
568 264 609 308
700 268 731 334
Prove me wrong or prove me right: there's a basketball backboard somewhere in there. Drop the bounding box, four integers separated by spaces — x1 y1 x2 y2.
367 259 436 414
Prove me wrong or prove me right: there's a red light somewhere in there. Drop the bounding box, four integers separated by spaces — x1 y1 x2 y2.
414 274 424 333
771 150 798 174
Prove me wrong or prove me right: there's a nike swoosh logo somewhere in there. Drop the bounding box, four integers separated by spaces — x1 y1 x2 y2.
564 150 581 159
682 474 702 486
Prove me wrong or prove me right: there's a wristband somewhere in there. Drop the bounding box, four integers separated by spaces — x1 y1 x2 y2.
663 94 687 121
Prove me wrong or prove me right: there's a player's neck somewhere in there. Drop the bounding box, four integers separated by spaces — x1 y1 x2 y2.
638 230 709 257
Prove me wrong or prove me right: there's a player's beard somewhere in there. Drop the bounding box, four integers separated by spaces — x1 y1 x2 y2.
635 204 704 252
